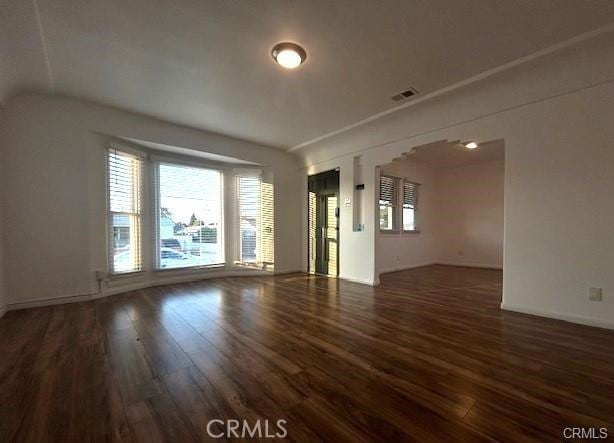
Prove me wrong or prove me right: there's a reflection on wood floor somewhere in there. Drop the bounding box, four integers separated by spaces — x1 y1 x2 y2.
1 265 613 441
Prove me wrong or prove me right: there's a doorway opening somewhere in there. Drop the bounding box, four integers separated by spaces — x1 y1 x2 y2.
308 169 340 276
376 139 505 290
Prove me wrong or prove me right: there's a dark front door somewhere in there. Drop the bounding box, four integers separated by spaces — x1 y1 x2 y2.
308 169 340 276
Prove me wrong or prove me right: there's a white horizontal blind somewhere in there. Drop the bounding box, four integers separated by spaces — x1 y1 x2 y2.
308 191 317 272
379 176 395 204
261 182 274 266
379 175 397 231
237 175 275 267
108 148 143 273
155 162 223 269
238 175 261 264
403 181 418 231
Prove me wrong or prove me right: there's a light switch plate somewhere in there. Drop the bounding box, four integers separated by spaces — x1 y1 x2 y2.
588 287 602 302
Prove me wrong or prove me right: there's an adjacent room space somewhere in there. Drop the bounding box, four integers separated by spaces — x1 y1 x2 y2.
377 140 505 278
1 1 614 441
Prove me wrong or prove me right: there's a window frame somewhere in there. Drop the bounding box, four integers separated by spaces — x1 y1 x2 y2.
379 174 400 233
402 179 420 234
152 157 226 272
106 146 145 275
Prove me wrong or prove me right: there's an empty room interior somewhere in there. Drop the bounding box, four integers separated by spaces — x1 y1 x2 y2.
1 1 614 441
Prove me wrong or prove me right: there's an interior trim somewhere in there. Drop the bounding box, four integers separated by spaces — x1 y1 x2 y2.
501 302 614 331
5 269 301 311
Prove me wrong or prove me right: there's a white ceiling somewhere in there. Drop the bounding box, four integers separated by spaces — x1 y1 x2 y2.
403 140 505 170
118 136 260 165
2 1 614 149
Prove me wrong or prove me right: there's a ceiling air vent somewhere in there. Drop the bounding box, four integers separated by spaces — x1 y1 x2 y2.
391 87 418 102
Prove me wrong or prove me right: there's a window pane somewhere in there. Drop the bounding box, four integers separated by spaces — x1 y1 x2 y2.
403 181 418 231
403 208 415 231
379 204 394 230
157 163 223 269
111 214 141 273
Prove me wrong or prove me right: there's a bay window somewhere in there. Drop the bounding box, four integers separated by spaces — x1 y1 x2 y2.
106 145 274 276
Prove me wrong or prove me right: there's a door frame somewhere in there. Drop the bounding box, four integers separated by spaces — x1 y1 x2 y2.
307 168 340 276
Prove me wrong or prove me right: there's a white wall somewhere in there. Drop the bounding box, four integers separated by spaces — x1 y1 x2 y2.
0 0 51 104
3 93 302 307
298 31 614 328
377 160 437 273
435 160 504 269
0 107 6 316
376 158 504 274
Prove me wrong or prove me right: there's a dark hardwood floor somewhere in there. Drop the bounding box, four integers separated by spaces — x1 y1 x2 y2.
1 265 613 442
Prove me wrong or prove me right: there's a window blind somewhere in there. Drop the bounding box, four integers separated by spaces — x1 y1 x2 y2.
403 182 417 209
379 175 397 230
238 175 261 264
261 182 275 266
379 175 396 206
108 148 143 273
155 162 223 269
237 175 275 267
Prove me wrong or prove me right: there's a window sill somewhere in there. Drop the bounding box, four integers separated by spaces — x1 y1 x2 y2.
379 230 401 235
154 263 226 273
403 230 420 234
109 270 145 280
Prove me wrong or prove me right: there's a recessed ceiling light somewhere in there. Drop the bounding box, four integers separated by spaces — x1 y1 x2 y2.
271 42 307 69
465 142 478 149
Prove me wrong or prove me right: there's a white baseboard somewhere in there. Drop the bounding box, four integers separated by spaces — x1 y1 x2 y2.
436 261 503 270
501 302 614 330
104 268 279 296
378 261 502 275
340 275 380 286
7 292 103 310
6 269 299 311
377 262 435 275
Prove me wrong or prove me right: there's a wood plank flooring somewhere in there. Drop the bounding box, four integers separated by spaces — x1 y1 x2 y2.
1 265 613 441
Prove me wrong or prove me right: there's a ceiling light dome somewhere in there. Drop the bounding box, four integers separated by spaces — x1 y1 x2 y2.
271 42 307 69
465 142 478 149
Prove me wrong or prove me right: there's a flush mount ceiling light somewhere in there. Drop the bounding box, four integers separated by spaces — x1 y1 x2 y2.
271 42 307 69
465 142 478 149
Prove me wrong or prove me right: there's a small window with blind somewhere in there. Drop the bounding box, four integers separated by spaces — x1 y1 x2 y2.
155 162 224 269
108 148 143 274
236 173 275 268
403 181 419 232
379 175 398 231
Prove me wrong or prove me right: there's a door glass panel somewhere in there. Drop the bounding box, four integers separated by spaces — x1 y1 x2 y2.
326 195 338 276
308 191 317 273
